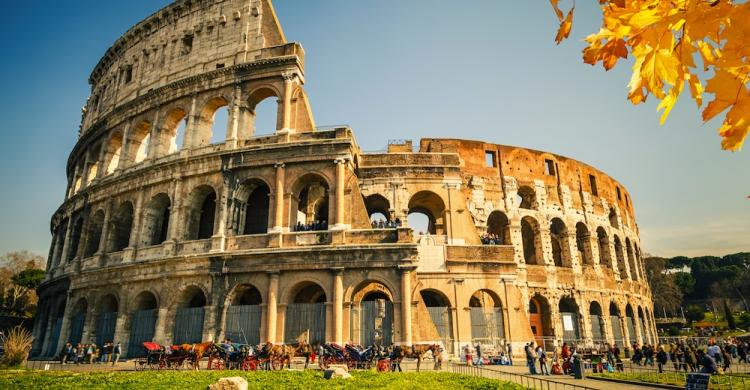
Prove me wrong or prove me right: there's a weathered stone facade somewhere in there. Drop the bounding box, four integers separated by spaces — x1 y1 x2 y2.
33 0 655 359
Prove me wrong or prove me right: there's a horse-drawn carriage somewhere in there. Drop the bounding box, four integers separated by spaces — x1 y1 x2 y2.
134 342 194 370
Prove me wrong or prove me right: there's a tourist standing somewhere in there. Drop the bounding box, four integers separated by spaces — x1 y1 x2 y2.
112 342 121 365
656 346 668 373
463 344 472 366
525 342 537 375
537 344 549 375
506 343 513 365
475 343 483 366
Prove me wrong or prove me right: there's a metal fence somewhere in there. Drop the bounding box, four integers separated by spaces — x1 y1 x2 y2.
128 309 156 357
173 307 204 345
615 363 750 389
284 303 326 344
69 313 85 345
96 312 117 346
359 300 393 346
45 318 62 357
427 306 455 354
225 305 261 345
470 307 504 346
451 363 598 390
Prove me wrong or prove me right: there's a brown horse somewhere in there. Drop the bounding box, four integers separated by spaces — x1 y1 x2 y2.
286 341 314 368
393 344 443 371
260 343 290 370
175 342 213 370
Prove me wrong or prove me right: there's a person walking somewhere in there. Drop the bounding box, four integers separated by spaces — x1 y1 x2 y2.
463 344 472 366
100 342 109 364
537 344 549 375
60 342 72 364
112 342 121 365
697 350 718 374
721 346 732 373
506 343 513 365
656 346 668 373
525 342 537 375
475 343 483 366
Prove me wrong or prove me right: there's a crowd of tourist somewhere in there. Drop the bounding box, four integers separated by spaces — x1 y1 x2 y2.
632 338 749 374
370 218 402 229
292 220 328 232
480 233 504 245
59 341 121 365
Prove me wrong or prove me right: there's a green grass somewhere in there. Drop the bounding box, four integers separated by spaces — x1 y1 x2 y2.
0 369 527 390
589 372 750 387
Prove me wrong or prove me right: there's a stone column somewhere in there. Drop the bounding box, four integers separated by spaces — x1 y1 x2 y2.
332 158 346 230
203 305 217 342
59 215 75 267
399 266 413 345
164 178 182 254
211 178 229 251
96 139 108 179
271 163 285 232
96 200 113 255
80 153 92 189
146 109 160 160
266 272 279 343
278 73 294 133
331 267 344 344
55 297 74 355
117 120 132 170
153 307 169 345
184 94 198 149
225 85 242 148
114 311 129 353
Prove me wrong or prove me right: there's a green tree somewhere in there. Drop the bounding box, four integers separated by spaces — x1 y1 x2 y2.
644 256 683 314
11 269 45 289
724 300 736 329
685 305 705 324
674 272 695 296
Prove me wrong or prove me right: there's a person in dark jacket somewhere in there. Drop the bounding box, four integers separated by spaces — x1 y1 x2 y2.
656 346 669 373
697 350 718 374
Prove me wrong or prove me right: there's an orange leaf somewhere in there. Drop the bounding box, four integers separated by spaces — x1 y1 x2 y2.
555 7 575 45
550 0 564 21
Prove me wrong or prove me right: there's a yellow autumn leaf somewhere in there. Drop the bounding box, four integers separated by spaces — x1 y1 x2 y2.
688 74 704 108
555 7 574 45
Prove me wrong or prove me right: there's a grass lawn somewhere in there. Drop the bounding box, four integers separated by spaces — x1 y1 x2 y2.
0 369 527 390
589 372 750 387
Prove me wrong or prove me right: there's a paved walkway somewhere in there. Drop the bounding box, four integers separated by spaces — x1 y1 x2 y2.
480 363 665 390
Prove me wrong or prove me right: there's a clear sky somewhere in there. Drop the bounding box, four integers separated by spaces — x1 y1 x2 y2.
0 1 747 259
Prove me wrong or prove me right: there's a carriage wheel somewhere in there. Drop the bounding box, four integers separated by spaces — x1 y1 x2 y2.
272 357 285 371
377 359 390 372
242 359 257 371
209 358 225 370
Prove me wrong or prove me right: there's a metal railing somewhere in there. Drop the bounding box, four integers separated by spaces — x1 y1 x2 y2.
450 363 598 390
601 362 750 389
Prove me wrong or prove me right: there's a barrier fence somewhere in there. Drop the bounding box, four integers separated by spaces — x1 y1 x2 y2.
610 362 750 389
450 364 597 390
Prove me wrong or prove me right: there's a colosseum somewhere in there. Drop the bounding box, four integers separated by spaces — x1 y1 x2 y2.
32 0 655 359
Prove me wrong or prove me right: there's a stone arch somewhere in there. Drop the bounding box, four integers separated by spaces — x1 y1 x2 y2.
52 218 69 267
351 280 395 303
107 201 134 252
284 281 327 344
420 289 452 307
625 303 637 345
132 290 159 311
128 120 152 164
407 191 446 235
246 86 281 136
529 294 553 346
66 214 85 262
233 178 271 235
637 306 648 344
156 107 187 155
558 296 581 342
589 301 606 341
486 210 511 245
104 129 123 174
94 293 119 346
625 238 638 280
291 173 330 230
364 194 391 222
185 185 217 240
549 218 572 267
609 301 624 346
609 207 619 229
83 209 105 258
613 236 627 278
173 285 207 345
596 227 612 267
127 290 159 357
521 216 543 265
469 289 505 344
141 193 171 246
224 283 263 345
194 96 230 146
68 298 87 345
420 288 454 353
517 185 536 210
351 281 395 346
85 142 103 184
575 222 594 266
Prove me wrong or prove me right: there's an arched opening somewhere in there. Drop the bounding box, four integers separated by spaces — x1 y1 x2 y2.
233 180 270 235
521 216 543 265
104 131 123 174
626 238 638 280
95 294 118 347
185 185 217 240
365 194 392 228
589 301 605 342
469 290 504 346
66 216 84 262
549 218 571 267
596 227 612 267
637 306 648 344
575 222 593 266
173 286 206 344
128 291 158 357
614 236 627 278
52 219 68 267
291 174 329 231
559 297 581 343
44 299 67 357
285 282 327 344
625 304 637 346
195 96 229 146
69 298 87 345
129 121 151 164
609 208 619 229
225 284 262 345
529 295 553 348
160 108 187 155
485 211 511 245
84 210 105 258
517 186 536 209
107 202 134 252
250 95 279 136
420 289 454 353
141 193 171 246
85 144 102 184
609 303 624 347
352 282 394 346
407 191 446 235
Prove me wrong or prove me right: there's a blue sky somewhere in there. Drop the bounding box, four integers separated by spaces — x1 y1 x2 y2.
0 1 747 259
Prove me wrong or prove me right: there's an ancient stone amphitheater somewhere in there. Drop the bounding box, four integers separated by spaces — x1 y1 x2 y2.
32 0 655 359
